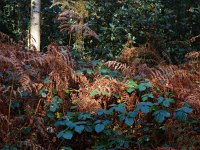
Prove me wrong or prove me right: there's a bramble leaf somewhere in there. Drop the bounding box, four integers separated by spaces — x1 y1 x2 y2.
153 110 170 123
136 102 154 114
63 131 73 140
95 124 105 133
74 125 85 134
174 107 193 122
125 117 134 126
90 89 100 97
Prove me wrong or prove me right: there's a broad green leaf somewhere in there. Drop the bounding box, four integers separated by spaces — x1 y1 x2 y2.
181 107 193 113
66 121 75 129
138 84 146 92
74 121 87 125
113 103 126 113
153 110 170 123
65 89 70 94
50 103 59 112
125 117 134 126
127 88 134 94
125 79 138 91
54 120 66 127
90 89 99 97
138 82 152 92
163 98 175 107
47 111 54 119
75 70 83 74
57 131 65 138
86 69 94 74
97 109 106 115
91 60 101 66
63 131 73 140
99 68 109 74
141 105 150 113
141 93 154 101
95 124 105 133
157 96 164 104
94 120 102 124
78 113 92 120
85 126 93 132
136 102 153 114
128 111 137 118
101 91 109 95
142 96 148 101
174 107 192 122
74 125 85 134
118 114 126 122
102 120 111 126
174 111 187 122
70 106 78 110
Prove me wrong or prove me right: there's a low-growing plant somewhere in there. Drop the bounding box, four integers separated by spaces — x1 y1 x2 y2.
51 79 193 149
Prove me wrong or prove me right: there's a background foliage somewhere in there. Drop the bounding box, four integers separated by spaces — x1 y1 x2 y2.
1 0 200 62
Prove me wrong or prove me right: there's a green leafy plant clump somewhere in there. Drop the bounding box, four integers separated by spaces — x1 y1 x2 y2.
47 79 194 149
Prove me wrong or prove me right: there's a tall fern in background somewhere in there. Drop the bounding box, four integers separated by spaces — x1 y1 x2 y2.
51 0 97 55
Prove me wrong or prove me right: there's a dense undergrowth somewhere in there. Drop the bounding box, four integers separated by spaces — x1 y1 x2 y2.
0 32 200 150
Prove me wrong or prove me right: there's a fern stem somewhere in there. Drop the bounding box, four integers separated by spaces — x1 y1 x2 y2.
7 75 15 143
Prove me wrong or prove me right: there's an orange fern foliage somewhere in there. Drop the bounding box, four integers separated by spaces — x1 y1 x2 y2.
104 60 136 78
185 51 200 60
1 32 200 149
58 10 98 39
89 77 124 105
105 51 200 113
141 55 200 113
0 33 76 148
69 76 138 112
0 42 73 97
119 39 164 66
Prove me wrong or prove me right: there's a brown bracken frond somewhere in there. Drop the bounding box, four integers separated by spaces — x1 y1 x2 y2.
143 63 200 113
119 39 164 66
58 11 98 39
104 60 135 77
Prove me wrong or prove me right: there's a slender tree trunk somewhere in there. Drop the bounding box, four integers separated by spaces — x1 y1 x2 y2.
30 0 41 51
75 0 85 53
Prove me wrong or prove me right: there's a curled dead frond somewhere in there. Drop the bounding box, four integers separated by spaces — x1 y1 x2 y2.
0 32 15 44
59 45 74 68
71 73 89 89
190 34 200 43
119 40 164 66
58 11 98 39
77 97 102 112
185 51 200 60
58 10 80 21
0 41 75 102
82 24 99 39
104 60 136 78
143 63 200 113
88 77 125 108
105 61 131 72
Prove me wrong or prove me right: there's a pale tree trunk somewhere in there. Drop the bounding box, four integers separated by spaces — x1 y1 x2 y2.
30 0 41 51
